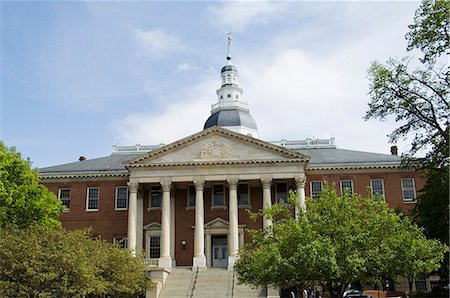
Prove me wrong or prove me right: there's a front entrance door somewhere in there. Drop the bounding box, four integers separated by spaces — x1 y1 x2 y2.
212 235 227 267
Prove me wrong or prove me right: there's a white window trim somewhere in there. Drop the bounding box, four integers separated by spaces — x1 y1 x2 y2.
146 231 161 260
340 180 354 196
115 186 128 211
113 236 128 249
58 188 71 212
148 185 162 211
370 179 385 200
238 183 251 208
86 187 99 211
310 180 323 198
211 183 226 210
401 178 417 203
186 184 196 210
275 181 289 204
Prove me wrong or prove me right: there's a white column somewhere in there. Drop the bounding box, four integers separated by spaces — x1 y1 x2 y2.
127 182 138 256
261 177 272 229
193 178 206 270
159 180 172 269
227 178 239 270
295 175 306 219
136 188 144 255
170 186 176 267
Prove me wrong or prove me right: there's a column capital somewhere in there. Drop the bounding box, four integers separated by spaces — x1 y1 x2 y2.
227 177 239 190
295 175 306 188
260 177 272 189
194 178 205 191
160 180 172 192
127 182 139 193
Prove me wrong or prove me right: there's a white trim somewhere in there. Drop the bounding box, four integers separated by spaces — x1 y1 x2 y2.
115 186 128 210
310 180 323 198
339 180 354 196
370 179 385 200
58 188 71 212
86 187 99 211
401 178 417 203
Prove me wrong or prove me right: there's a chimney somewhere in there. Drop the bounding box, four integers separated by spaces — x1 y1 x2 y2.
390 146 398 156
79 156 86 161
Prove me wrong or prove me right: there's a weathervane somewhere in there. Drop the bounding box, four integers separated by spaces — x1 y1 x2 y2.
227 33 232 61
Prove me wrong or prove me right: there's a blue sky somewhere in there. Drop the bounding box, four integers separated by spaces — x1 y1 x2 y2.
1 1 420 168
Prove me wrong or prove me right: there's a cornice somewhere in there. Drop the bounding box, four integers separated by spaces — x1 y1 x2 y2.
39 171 129 181
127 159 307 168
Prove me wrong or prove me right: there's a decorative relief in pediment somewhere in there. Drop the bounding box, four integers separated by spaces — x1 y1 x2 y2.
200 141 232 160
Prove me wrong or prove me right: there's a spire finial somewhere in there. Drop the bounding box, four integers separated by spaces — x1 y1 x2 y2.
227 33 232 62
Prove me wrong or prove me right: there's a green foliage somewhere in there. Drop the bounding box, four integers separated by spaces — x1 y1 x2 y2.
406 0 450 64
235 186 447 298
0 224 151 297
365 0 449 169
0 141 63 228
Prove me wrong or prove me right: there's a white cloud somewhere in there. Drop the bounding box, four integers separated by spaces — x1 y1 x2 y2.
208 2 289 32
133 29 184 57
176 62 197 72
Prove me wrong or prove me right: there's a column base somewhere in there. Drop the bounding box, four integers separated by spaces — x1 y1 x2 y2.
227 256 237 271
192 255 206 271
158 257 172 270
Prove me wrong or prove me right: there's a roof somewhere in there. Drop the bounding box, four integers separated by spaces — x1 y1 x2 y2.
204 109 258 130
39 145 401 179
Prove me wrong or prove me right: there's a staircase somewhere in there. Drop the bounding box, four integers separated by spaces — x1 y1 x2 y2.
159 267 195 298
158 267 266 297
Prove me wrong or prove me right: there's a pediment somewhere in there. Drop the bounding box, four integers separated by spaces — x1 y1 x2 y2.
126 127 309 167
143 222 161 230
204 217 229 229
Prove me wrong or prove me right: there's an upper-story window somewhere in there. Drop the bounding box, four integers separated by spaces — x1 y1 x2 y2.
150 186 162 209
235 94 239 99
238 183 249 207
401 178 416 202
275 182 288 204
310 181 323 199
227 94 231 98
86 187 99 211
58 188 71 211
212 184 225 207
115 186 128 210
370 179 385 199
340 180 354 196
187 185 196 208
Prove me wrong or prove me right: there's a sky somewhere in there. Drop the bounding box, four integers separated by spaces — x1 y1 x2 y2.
1 1 422 168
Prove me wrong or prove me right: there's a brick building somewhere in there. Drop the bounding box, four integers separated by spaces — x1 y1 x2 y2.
39 53 425 293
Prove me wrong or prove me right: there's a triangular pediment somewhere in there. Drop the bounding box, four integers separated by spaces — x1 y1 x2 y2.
143 222 161 230
204 217 229 229
125 127 309 167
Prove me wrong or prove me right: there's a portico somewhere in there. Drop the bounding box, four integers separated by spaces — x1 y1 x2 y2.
124 127 309 270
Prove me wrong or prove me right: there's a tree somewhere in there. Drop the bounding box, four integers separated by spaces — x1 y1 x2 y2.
365 0 449 168
0 224 151 297
235 187 447 298
0 141 63 228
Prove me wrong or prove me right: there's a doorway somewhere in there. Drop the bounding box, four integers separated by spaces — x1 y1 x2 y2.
211 235 227 267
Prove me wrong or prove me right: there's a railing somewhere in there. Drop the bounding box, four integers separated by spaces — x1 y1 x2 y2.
271 137 336 149
211 100 249 113
112 144 164 154
144 258 159 268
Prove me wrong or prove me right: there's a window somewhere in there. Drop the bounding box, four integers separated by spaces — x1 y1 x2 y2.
58 188 70 210
370 179 385 199
310 181 323 198
187 185 196 208
115 186 128 210
340 180 353 196
150 186 162 208
238 183 249 206
227 94 231 98
212 184 225 206
113 237 127 249
149 236 160 259
86 188 99 210
235 94 239 99
276 182 288 204
401 178 416 202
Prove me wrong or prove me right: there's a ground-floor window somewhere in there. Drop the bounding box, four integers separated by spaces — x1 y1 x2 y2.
275 182 288 204
310 181 323 198
113 237 127 249
148 236 160 259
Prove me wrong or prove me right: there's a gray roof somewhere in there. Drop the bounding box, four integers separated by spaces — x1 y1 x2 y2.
39 147 400 176
204 110 258 130
295 148 401 166
39 153 139 175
